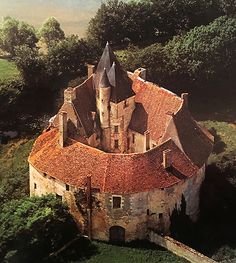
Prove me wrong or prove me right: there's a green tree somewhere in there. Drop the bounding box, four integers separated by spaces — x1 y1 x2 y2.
0 195 79 262
165 16 236 87
14 45 45 83
45 35 101 77
0 17 38 56
39 17 65 46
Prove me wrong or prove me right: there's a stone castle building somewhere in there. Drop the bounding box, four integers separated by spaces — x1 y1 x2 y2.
28 43 213 242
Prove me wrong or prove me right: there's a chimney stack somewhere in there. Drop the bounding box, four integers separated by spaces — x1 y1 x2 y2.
87 64 95 78
64 87 76 103
144 130 150 151
59 111 67 148
163 149 172 169
181 93 188 108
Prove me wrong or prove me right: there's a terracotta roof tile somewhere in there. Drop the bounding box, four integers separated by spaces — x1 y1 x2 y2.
129 76 182 143
29 129 199 194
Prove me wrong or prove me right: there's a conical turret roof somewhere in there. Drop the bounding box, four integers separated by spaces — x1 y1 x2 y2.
107 62 134 103
99 68 110 88
96 42 119 74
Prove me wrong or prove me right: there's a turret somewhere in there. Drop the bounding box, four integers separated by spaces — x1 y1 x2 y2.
99 68 111 128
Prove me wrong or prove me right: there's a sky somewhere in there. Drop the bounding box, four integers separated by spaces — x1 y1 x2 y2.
0 0 103 37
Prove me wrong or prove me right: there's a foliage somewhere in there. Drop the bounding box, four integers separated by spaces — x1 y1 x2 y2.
45 35 102 77
120 16 236 94
0 195 79 262
0 78 25 117
0 58 20 81
39 17 65 47
14 45 46 82
165 16 236 87
87 0 228 47
0 16 38 56
0 139 34 204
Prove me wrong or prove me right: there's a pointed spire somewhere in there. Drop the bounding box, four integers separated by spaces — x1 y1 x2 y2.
107 61 135 103
107 62 116 88
99 68 110 88
96 42 119 75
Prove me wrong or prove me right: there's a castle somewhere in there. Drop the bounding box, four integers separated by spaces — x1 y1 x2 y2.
29 43 213 242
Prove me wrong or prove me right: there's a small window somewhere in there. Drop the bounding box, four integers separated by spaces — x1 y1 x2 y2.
113 196 121 209
147 209 150 216
56 194 62 201
66 184 69 191
114 125 119 133
43 173 47 177
114 139 119 149
132 134 135 143
34 183 37 189
127 137 130 150
152 144 156 148
159 213 163 219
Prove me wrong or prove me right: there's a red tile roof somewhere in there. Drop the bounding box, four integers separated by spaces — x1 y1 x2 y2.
29 129 199 194
129 75 182 143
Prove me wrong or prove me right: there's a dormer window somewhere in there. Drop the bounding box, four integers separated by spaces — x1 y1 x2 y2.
112 196 122 209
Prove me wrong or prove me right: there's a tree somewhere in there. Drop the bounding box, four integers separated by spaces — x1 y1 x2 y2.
0 195 79 262
14 45 46 82
0 17 38 56
39 17 65 46
87 0 225 47
148 0 223 40
165 16 236 88
45 35 101 77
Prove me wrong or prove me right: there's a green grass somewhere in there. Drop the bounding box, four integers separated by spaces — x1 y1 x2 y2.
0 138 35 203
199 121 236 163
0 59 20 81
81 241 188 263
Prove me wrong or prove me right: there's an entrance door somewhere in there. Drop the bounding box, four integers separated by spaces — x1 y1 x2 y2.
109 226 125 242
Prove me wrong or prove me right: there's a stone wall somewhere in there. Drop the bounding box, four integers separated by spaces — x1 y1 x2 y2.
30 163 205 242
149 231 216 263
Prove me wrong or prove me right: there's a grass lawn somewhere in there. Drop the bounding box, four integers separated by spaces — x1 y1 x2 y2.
199 120 236 163
0 138 35 203
81 241 188 263
0 58 20 81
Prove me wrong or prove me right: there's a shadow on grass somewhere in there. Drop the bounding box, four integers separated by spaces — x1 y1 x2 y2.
184 163 236 260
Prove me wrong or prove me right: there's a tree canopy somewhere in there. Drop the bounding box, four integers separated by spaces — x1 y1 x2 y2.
0 17 38 56
120 16 236 94
87 0 229 47
0 195 79 262
39 17 65 46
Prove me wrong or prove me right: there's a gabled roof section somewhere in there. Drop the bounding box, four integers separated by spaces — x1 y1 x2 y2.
99 68 110 88
107 62 134 103
161 106 213 167
129 76 182 142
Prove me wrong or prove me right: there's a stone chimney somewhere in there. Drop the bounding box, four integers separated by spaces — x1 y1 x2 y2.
64 87 76 103
144 130 150 151
134 68 147 80
59 111 67 148
163 149 172 169
87 64 95 78
181 93 188 108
